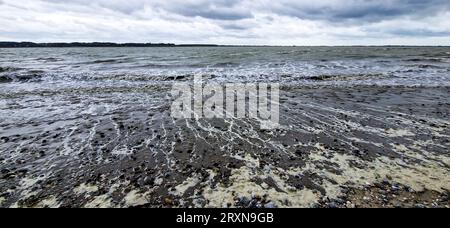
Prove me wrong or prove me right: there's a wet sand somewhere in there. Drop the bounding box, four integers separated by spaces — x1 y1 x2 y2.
0 85 449 208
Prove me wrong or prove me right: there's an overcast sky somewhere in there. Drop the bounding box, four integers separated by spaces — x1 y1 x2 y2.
1 0 450 45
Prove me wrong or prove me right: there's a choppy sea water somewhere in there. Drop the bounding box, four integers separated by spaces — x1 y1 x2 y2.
0 47 449 208
1 46 450 87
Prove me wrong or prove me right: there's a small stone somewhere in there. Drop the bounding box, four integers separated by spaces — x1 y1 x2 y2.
264 202 277 208
143 177 154 185
238 197 250 206
335 198 345 204
346 201 355 208
391 185 401 191
341 188 350 194
328 202 338 208
415 204 426 209
164 197 173 205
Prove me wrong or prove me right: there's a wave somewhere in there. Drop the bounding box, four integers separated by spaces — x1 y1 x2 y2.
404 57 445 63
211 62 239 67
307 73 389 81
0 66 20 73
0 75 13 83
0 70 45 82
36 57 63 62
137 63 206 69
165 75 190 81
91 59 120 64
0 67 37 83
84 73 195 82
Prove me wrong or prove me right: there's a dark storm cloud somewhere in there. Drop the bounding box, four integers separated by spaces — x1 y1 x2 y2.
156 0 253 20
41 0 252 20
167 6 251 21
219 23 253 30
264 0 450 22
36 0 450 22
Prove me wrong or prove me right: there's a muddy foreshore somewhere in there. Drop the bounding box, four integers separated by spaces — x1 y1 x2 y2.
0 85 449 208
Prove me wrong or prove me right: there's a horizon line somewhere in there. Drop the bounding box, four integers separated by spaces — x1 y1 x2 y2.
1 41 449 48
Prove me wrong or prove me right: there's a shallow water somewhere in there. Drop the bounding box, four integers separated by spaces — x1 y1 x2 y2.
1 47 450 87
0 47 449 208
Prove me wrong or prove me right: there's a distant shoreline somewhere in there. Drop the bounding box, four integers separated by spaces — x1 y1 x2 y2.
0 42 219 48
0 42 449 48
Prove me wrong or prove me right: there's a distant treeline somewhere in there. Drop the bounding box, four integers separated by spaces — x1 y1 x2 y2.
0 42 219 48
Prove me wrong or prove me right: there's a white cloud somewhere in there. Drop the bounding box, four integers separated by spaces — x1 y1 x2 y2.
0 0 449 45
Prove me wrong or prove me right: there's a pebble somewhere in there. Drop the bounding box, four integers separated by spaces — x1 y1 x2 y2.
334 198 346 204
345 201 354 207
391 185 401 191
328 202 338 208
164 197 173 206
237 197 250 206
415 204 426 208
264 202 277 208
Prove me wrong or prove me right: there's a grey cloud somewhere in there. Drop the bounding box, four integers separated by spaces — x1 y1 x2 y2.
264 0 450 22
42 0 252 20
168 7 251 20
387 29 450 37
220 23 252 30
152 0 253 20
37 0 450 22
42 0 147 14
1 0 450 45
